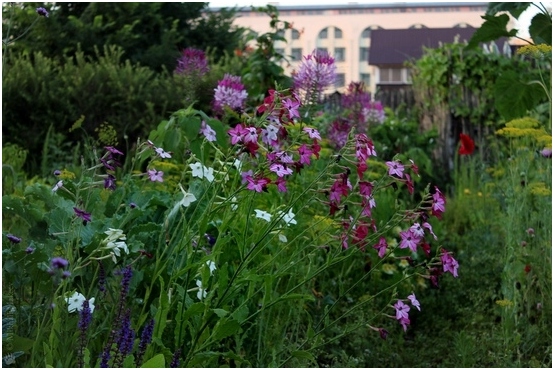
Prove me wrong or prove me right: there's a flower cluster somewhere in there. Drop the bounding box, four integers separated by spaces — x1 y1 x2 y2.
50 257 71 280
213 74 248 114
228 90 322 194
384 158 420 195
293 50 336 104
392 293 420 331
101 228 129 263
175 47 209 76
142 140 173 183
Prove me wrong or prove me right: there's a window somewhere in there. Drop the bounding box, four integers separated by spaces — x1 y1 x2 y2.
318 28 328 39
334 27 343 39
291 48 303 61
276 29 285 38
380 68 403 83
316 47 328 55
292 28 300 40
362 27 372 38
335 73 345 88
275 48 285 56
359 47 369 62
360 73 371 86
334 47 345 62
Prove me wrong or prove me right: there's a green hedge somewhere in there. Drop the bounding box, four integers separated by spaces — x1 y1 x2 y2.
2 45 213 176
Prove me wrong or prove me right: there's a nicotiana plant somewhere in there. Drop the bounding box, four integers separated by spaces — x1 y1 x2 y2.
2 51 459 367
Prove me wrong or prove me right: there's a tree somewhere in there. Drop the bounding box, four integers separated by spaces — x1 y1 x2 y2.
2 2 244 72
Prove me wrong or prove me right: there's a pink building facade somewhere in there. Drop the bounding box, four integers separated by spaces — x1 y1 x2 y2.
227 2 491 94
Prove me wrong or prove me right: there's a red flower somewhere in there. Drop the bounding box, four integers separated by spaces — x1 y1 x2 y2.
459 133 475 155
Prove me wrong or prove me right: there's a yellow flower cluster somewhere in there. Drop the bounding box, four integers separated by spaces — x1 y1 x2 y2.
528 182 551 196
495 299 514 307
95 122 119 147
496 117 551 148
59 169 76 180
516 44 552 59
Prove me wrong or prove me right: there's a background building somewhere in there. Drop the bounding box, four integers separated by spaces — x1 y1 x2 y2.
227 2 492 94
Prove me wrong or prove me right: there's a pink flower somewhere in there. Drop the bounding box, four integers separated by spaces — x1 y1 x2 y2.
228 124 247 145
282 98 300 119
293 50 336 103
359 181 373 197
213 74 248 113
440 249 459 277
243 127 258 144
393 300 410 320
246 176 270 193
385 160 405 178
422 222 438 240
298 144 312 165
155 147 172 159
407 293 421 311
399 230 420 252
409 223 425 238
269 163 293 177
200 121 217 142
275 177 288 192
432 186 446 219
148 169 164 182
373 237 387 258
175 47 209 76
303 127 321 140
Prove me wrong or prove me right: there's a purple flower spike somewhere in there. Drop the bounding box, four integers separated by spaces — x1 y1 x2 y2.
7 234 22 244
51 257 69 269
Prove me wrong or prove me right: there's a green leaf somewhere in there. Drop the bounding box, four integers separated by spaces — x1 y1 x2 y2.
494 70 545 121
183 302 206 322
212 318 241 341
529 12 552 45
179 116 202 142
208 118 229 150
123 354 135 368
291 350 316 363
466 14 518 49
12 335 34 353
141 354 165 368
486 2 531 19
212 308 229 318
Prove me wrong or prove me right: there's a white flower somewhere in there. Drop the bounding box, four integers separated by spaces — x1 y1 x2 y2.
52 180 63 192
233 159 242 171
196 280 207 300
203 166 214 182
107 240 129 256
155 147 172 158
278 233 288 243
178 183 197 207
206 260 216 275
190 162 204 178
104 228 126 243
254 209 272 222
66 292 95 313
190 162 214 183
231 196 238 211
281 208 297 226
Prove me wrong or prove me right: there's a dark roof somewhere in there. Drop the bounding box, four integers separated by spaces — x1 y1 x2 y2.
368 27 478 65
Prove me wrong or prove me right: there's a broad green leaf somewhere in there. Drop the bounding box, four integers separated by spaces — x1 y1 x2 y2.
179 116 202 142
231 305 249 324
141 354 165 368
12 335 34 353
529 12 552 45
212 318 241 341
183 302 206 322
486 2 531 19
212 308 228 318
494 70 545 121
207 118 229 150
466 14 518 49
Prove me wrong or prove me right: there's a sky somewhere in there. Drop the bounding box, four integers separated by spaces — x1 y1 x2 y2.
206 0 545 38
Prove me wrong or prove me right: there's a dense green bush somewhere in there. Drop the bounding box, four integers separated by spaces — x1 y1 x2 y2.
2 46 221 176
